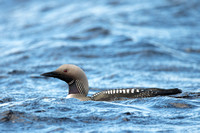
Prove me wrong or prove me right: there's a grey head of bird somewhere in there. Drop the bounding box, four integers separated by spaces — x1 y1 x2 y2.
41 64 89 98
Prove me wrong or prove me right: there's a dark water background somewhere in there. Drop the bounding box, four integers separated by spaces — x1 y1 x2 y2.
1 0 200 132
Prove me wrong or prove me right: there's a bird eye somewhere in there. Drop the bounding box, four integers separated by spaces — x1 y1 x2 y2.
63 69 68 72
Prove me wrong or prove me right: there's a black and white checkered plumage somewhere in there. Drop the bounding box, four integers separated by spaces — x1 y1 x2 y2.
41 64 182 101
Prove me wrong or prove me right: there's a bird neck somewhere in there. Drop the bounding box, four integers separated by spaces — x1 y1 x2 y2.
68 79 88 96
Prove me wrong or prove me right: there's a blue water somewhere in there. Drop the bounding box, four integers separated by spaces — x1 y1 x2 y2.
1 0 200 132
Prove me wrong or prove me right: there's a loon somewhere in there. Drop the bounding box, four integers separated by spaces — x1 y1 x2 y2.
41 64 182 101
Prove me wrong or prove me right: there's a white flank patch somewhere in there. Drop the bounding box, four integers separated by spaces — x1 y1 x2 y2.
136 89 139 92
120 90 122 93
131 89 134 93
127 89 129 93
116 89 119 93
123 89 126 94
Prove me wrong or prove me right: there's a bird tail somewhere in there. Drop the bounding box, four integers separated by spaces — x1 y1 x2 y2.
153 88 182 96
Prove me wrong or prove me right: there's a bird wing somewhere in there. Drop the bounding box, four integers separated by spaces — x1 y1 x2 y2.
91 88 182 101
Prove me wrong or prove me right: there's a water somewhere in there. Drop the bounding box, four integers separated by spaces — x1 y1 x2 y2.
0 0 200 132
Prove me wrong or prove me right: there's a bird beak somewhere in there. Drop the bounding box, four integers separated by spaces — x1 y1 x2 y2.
41 71 73 83
41 71 60 78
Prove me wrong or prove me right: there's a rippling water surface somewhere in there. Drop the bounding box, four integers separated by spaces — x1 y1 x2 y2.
1 0 200 132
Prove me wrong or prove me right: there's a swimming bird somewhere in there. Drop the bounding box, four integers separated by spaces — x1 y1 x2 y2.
41 64 182 101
